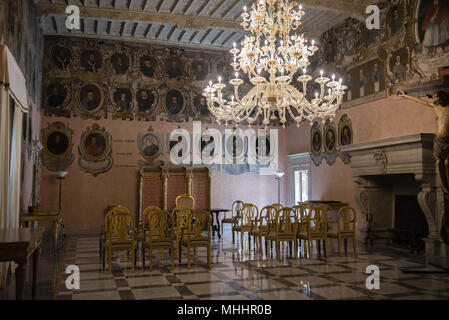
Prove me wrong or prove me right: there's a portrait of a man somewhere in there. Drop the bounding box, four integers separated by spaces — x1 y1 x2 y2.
53 47 71 71
197 96 209 116
325 129 336 152
47 131 69 156
166 58 184 79
81 50 102 73
389 7 403 37
80 84 101 111
85 133 106 158
193 61 208 81
137 90 155 113
113 89 132 113
140 56 156 78
111 53 129 75
312 132 321 153
392 55 406 82
47 84 66 108
340 126 352 146
142 134 160 157
166 90 184 115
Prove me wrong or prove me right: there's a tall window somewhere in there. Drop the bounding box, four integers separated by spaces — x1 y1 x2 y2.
288 153 311 206
294 169 309 204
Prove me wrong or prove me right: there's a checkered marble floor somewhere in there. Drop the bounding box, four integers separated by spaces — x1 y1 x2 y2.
56 227 449 300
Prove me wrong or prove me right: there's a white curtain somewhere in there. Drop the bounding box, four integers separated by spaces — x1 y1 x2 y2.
0 45 28 288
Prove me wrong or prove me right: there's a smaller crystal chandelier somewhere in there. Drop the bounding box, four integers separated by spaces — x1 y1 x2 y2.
203 0 346 127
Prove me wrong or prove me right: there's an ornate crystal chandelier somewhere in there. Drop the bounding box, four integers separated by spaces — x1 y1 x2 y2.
203 0 346 127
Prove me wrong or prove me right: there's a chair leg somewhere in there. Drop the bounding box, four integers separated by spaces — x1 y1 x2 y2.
221 222 224 237
208 245 211 269
330 238 334 251
277 241 281 261
108 247 112 273
248 233 251 251
132 248 135 272
232 230 235 244
324 239 328 258
317 240 321 257
259 236 263 255
294 239 298 260
337 237 342 257
307 240 312 259
150 247 153 272
344 239 348 255
353 237 358 258
187 243 191 270
141 245 145 268
240 232 244 252
171 247 174 271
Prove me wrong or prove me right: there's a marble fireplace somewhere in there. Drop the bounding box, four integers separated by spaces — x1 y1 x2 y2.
341 134 449 268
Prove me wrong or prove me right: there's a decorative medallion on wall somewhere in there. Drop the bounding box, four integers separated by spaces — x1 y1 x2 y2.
324 119 337 154
43 80 72 118
50 41 73 78
78 123 113 176
135 85 159 121
111 85 134 121
163 48 188 87
136 45 163 85
338 114 353 146
137 126 164 166
40 121 74 171
373 149 388 174
310 122 322 156
74 81 108 120
161 88 189 122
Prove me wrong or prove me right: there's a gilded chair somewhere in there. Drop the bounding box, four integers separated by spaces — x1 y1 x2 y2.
266 207 298 261
173 207 192 261
142 209 175 271
175 193 195 210
100 204 120 268
297 205 329 259
103 206 136 273
180 210 212 269
292 203 309 257
140 205 165 267
270 203 283 211
221 200 244 243
249 206 278 255
328 206 358 257
232 203 259 251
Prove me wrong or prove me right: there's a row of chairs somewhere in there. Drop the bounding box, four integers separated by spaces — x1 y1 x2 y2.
99 194 211 273
222 201 357 260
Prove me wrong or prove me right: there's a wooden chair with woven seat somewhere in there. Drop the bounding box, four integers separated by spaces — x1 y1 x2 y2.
232 203 259 251
265 207 298 261
103 206 137 273
249 205 278 255
180 210 212 269
142 209 175 271
292 203 310 257
297 205 329 259
221 200 244 243
328 206 358 257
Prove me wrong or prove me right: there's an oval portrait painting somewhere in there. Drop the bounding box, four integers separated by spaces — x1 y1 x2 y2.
340 125 353 146
46 131 69 156
84 132 107 159
165 89 184 115
79 83 102 112
324 128 337 153
141 133 160 158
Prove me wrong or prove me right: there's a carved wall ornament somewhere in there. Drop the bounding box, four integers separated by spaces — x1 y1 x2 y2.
78 123 113 176
40 121 74 172
373 149 388 174
338 114 353 146
137 131 164 165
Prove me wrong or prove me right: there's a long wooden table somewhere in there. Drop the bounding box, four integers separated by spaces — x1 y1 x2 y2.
19 212 62 254
0 228 43 300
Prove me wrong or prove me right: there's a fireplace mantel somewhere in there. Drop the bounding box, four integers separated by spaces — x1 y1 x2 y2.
340 133 435 179
341 134 448 267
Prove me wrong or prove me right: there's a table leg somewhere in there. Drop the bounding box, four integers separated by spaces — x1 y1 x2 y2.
216 212 221 239
32 247 41 299
15 260 26 300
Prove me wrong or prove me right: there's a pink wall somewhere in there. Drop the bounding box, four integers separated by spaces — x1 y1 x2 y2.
39 116 289 231
285 95 436 233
